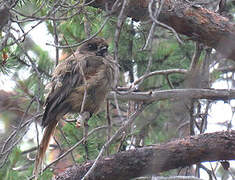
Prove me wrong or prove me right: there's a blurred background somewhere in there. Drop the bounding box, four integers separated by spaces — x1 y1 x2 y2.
1 0 235 179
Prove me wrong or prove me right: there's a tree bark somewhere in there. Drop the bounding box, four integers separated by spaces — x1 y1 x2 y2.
89 0 235 61
0 7 10 31
108 88 235 102
56 130 235 180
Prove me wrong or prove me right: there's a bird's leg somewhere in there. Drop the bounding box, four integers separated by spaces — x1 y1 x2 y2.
76 112 91 160
83 118 89 160
76 111 90 128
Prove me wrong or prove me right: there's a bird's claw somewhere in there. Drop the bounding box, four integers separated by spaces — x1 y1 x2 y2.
76 112 91 128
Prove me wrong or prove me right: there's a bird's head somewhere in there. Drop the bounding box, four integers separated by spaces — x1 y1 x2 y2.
78 37 109 57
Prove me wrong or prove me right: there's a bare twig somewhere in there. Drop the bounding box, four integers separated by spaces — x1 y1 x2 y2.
46 16 110 48
57 123 76 163
143 0 165 50
28 125 108 180
81 103 148 180
148 0 183 45
52 16 59 66
113 0 129 62
0 106 42 168
106 99 111 156
1 0 64 50
154 176 203 180
132 69 187 88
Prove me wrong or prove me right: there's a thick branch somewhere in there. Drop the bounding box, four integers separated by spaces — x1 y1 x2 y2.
89 0 235 60
56 130 235 180
108 88 235 101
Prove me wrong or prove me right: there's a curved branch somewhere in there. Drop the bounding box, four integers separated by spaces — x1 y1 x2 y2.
56 130 235 180
132 69 188 86
89 0 235 61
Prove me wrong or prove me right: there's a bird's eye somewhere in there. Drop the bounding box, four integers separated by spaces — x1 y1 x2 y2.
88 43 97 50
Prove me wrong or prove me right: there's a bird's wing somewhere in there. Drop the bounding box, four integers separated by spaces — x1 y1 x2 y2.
42 54 105 127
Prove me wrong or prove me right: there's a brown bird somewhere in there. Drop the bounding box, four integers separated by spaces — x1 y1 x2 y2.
33 37 118 179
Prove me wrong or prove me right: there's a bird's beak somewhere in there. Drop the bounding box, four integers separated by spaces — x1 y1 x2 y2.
96 46 108 56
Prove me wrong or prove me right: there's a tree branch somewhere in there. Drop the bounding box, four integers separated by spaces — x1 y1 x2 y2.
108 88 235 102
89 0 235 60
56 130 235 180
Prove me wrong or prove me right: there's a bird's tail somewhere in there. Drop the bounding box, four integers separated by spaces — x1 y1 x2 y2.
33 120 57 180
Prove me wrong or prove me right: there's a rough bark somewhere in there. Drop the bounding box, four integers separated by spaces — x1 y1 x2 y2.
108 88 235 102
89 0 235 61
0 7 10 31
56 130 235 180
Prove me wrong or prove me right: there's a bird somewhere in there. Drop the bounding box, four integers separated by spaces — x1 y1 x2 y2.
33 37 118 179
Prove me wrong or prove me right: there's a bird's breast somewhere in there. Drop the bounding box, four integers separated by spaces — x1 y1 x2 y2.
66 65 112 114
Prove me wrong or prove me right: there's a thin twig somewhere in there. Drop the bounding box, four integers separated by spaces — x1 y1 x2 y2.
1 0 66 51
81 104 148 180
28 125 108 180
113 0 129 62
57 123 76 163
53 16 59 66
46 17 110 48
143 0 165 50
106 99 111 156
148 0 183 45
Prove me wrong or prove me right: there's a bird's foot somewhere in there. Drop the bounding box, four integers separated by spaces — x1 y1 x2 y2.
76 112 91 128
75 112 91 160
81 112 91 161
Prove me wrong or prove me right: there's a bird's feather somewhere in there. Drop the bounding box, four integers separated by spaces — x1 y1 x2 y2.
34 37 118 179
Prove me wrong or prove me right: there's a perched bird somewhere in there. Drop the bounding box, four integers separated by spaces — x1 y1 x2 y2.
33 37 118 178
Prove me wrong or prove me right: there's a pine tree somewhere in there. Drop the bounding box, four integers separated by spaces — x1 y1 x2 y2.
1 0 235 179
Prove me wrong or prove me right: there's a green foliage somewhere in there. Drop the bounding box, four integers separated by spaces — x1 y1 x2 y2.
0 48 20 74
0 147 32 180
38 168 53 180
33 45 54 74
1 0 224 179
60 113 109 163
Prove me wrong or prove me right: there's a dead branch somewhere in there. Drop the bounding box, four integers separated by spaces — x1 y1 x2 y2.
108 88 235 102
